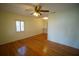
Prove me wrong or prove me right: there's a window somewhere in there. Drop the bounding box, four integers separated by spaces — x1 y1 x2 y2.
16 20 24 32
21 21 24 31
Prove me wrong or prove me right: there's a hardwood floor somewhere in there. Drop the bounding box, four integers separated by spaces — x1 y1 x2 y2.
0 33 79 56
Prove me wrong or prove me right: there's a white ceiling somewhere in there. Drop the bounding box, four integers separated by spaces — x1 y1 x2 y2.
0 3 79 17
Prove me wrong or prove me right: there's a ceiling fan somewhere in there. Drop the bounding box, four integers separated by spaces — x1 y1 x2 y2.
33 5 49 16
25 4 50 17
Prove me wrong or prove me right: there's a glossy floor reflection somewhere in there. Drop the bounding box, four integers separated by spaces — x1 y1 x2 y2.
18 46 26 56
0 33 79 56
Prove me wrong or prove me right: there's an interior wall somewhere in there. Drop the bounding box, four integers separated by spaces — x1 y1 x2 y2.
48 4 79 49
0 11 43 45
43 19 48 33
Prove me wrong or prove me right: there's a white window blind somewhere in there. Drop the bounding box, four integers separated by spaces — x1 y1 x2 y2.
16 20 24 32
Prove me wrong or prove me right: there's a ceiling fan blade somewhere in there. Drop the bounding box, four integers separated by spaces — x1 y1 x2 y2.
40 10 49 12
39 12 42 15
35 5 41 12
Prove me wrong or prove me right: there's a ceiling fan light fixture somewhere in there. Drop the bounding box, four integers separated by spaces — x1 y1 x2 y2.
33 12 40 17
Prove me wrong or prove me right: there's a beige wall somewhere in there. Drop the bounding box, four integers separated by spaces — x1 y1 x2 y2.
0 11 43 45
42 19 48 33
48 4 79 49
